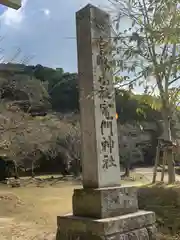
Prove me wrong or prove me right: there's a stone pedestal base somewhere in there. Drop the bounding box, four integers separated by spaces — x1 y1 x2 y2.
56 211 156 240
73 186 138 218
56 186 157 239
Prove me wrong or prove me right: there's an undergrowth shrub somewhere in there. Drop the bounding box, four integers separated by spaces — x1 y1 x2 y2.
138 184 180 235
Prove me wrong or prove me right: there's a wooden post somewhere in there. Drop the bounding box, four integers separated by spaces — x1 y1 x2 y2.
152 140 160 183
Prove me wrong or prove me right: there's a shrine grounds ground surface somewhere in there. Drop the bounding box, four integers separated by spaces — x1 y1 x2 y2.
0 172 179 240
0 173 148 240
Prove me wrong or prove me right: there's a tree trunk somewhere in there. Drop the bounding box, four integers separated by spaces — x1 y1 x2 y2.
13 160 19 179
124 166 130 177
31 161 35 178
124 145 132 178
73 159 80 177
163 116 176 184
161 149 167 182
152 142 160 183
123 156 130 177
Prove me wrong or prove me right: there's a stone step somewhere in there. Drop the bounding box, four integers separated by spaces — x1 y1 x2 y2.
58 226 156 240
57 210 156 239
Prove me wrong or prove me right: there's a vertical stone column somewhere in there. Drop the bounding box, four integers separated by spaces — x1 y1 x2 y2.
56 4 157 240
76 4 120 189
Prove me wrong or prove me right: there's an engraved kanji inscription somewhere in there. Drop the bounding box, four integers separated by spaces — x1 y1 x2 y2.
100 100 114 120
102 155 117 169
101 136 114 153
98 76 110 86
98 85 112 99
101 120 113 136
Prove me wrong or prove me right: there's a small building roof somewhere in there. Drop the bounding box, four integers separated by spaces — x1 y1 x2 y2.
0 0 21 10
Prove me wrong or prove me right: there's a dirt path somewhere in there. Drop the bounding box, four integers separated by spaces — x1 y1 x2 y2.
0 181 79 240
0 220 55 240
134 167 180 183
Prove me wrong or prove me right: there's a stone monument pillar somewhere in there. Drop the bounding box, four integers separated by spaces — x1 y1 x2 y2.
56 4 156 239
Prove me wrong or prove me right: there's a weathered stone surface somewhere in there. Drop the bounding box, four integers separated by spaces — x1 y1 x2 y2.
113 228 149 240
56 231 104 240
56 227 151 240
76 3 120 188
57 211 155 236
73 186 138 218
147 225 157 240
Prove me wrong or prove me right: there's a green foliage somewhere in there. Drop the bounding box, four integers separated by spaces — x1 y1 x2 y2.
111 0 180 115
0 63 164 122
49 73 79 112
115 89 161 123
25 64 79 112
